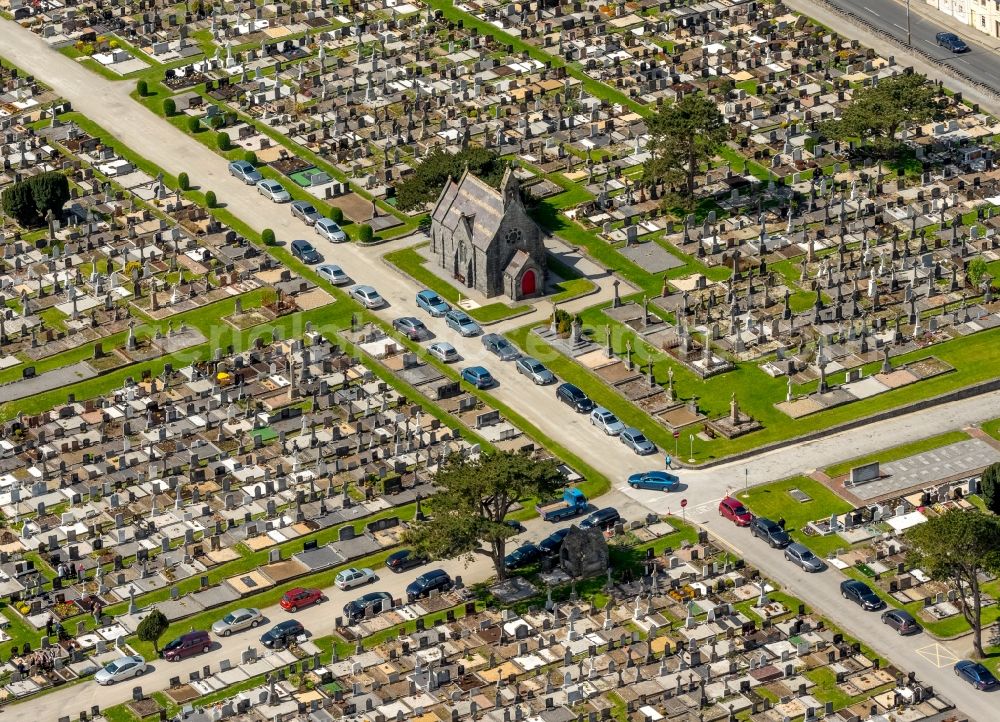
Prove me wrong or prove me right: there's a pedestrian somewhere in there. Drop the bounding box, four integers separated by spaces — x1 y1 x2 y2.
77 563 84 583
777 517 786 530
45 615 53 637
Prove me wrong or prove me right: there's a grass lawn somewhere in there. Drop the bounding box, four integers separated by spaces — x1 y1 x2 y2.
824 430 971 478
736 476 853 557
982 417 1000 441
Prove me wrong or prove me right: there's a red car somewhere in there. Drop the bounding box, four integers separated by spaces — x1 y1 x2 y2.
719 497 753 526
280 587 323 612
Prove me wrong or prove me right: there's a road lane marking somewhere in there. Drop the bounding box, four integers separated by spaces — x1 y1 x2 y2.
863 5 881 15
892 23 906 31
916 643 959 668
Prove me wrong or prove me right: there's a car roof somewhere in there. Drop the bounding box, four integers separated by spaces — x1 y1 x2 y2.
787 542 809 553
843 579 869 589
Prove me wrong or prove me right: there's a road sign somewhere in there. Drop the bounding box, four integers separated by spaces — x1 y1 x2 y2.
672 429 680 439
680 499 688 508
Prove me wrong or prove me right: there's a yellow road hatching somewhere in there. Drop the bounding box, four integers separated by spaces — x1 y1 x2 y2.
916 643 960 669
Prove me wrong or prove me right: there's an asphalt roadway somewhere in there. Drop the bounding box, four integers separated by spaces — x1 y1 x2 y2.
2 16 1000 722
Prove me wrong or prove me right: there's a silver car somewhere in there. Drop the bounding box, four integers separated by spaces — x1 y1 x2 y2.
429 342 459 363
784 543 824 572
515 356 555 384
256 179 291 203
212 607 263 636
94 654 146 685
350 285 384 309
316 218 348 242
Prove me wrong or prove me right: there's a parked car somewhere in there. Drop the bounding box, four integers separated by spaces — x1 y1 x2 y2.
416 290 451 317
344 591 393 623
350 285 385 309
580 507 621 531
385 549 427 573
504 519 526 534
316 218 348 242
504 543 543 570
881 609 920 635
620 427 656 455
461 366 495 389
537 488 588 522
393 316 428 340
840 579 885 611
445 309 481 336
161 630 211 661
406 569 453 600
212 607 263 636
627 470 679 491
317 264 350 285
290 200 323 225
783 543 824 572
936 32 969 52
482 333 520 360
515 356 554 385
290 239 321 264
334 567 376 590
260 619 305 648
749 517 791 548
556 382 594 413
954 659 998 690
538 528 570 556
280 587 323 612
95 655 146 685
229 160 262 185
428 341 459 363
256 178 291 202
718 497 752 526
589 407 625 436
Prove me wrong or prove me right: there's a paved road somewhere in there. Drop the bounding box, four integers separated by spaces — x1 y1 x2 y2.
3 18 1000 721
789 0 1000 113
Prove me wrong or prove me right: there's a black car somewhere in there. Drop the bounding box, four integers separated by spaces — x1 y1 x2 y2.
290 239 321 264
556 383 594 413
839 579 885 611
881 609 920 635
749 517 790 548
260 619 305 648
538 528 570 556
504 543 543 570
406 569 453 600
580 507 621 532
385 549 427 573
344 591 393 623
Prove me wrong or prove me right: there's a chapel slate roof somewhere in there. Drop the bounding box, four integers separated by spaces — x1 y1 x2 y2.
431 168 507 251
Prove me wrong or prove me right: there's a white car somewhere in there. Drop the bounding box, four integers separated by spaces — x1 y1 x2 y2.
350 285 384 309
316 218 348 242
317 264 350 286
211 607 263 636
590 407 625 436
95 654 146 685
256 179 291 203
428 342 459 363
334 567 376 590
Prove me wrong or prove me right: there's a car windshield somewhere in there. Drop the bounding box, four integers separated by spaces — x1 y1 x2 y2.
732 504 747 514
106 660 125 672
164 638 182 650
223 613 237 624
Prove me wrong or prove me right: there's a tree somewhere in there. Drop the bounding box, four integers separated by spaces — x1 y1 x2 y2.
403 451 565 580
643 92 727 201
358 224 374 242
395 146 507 211
136 79 148 97
205 190 217 208
162 98 176 116
981 463 1000 515
178 172 190 191
329 206 344 224
906 510 1000 657
967 257 988 290
136 608 169 652
261 228 276 246
243 150 257 166
1 172 69 227
1 180 37 226
187 116 200 133
825 72 938 155
216 131 231 151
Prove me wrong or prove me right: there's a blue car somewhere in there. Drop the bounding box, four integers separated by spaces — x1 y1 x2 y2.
954 659 998 690
461 366 495 389
936 32 969 53
620 427 656 455
416 290 451 317
627 471 679 491
445 310 481 337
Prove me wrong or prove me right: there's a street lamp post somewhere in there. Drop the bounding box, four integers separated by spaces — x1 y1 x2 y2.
745 468 749 492
906 0 912 46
